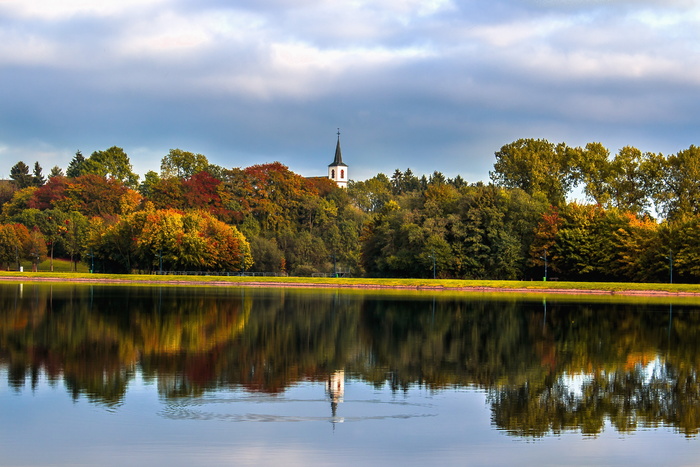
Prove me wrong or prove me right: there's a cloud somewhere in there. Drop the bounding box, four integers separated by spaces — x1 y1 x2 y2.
1 0 700 182
0 0 169 20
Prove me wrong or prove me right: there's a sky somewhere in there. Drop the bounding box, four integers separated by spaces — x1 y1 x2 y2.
1 0 699 183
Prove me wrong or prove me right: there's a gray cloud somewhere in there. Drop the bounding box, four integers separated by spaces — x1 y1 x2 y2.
1 0 699 183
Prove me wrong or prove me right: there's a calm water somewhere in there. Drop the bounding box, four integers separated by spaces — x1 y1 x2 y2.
1 283 699 466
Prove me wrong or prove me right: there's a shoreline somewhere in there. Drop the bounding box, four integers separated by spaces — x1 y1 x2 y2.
0 274 698 297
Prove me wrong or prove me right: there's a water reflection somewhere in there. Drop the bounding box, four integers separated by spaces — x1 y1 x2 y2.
1 283 700 438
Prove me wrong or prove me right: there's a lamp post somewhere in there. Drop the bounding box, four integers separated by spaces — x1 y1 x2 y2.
541 249 548 281
668 249 673 284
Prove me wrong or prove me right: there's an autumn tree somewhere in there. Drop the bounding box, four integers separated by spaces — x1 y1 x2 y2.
91 208 251 273
181 171 228 219
27 176 69 210
1 187 38 220
0 180 17 207
65 175 134 217
0 223 30 270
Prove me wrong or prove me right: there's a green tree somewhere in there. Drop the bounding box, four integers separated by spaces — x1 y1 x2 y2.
657 146 700 220
348 174 393 213
32 162 46 187
83 146 139 188
139 170 161 197
66 150 86 178
10 162 33 189
607 146 652 213
574 142 611 205
63 211 89 271
491 138 575 205
160 149 209 179
26 227 47 272
1 187 38 220
48 166 64 179
36 209 69 272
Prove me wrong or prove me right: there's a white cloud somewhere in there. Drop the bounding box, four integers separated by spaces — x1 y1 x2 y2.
0 0 169 20
0 30 58 65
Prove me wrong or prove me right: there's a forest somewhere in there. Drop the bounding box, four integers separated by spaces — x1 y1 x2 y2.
1 138 700 282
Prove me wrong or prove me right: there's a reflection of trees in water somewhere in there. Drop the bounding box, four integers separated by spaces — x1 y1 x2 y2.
489 360 700 438
2 284 700 436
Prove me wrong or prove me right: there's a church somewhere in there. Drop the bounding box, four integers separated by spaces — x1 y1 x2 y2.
328 130 348 188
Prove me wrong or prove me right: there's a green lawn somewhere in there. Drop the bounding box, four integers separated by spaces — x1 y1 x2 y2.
8 258 90 273
0 269 698 294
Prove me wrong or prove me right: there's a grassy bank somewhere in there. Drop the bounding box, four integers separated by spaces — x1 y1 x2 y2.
0 270 698 295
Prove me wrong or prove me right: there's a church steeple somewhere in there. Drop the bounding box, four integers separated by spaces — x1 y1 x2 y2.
328 129 348 188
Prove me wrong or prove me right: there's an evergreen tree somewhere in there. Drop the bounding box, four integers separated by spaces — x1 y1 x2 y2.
32 161 46 187
66 150 86 178
9 161 33 189
48 166 64 179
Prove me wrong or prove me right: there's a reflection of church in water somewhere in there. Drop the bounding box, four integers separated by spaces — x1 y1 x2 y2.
326 370 345 421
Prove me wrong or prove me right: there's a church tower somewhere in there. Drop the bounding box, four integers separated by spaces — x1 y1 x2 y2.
328 129 348 188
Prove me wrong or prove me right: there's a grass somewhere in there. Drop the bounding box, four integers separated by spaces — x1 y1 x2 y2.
0 269 698 294
7 258 90 273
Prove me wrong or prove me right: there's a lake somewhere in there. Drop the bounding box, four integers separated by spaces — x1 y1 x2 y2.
1 283 699 466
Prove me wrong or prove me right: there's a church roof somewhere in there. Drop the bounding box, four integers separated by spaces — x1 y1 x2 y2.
329 132 348 167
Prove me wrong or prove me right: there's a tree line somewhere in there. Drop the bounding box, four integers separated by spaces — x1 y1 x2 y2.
1 139 699 281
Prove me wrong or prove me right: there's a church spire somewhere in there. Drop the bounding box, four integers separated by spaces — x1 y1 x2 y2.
328 128 348 188
330 128 347 167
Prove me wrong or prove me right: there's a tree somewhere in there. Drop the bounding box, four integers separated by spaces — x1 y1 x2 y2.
83 146 139 188
27 176 69 210
133 209 251 272
26 227 47 272
490 138 576 205
0 223 30 270
36 209 69 272
32 162 46 187
574 142 611 205
606 146 652 213
249 237 284 272
181 171 227 218
65 174 133 217
657 146 700 220
146 176 184 211
0 180 17 207
348 174 393 213
63 212 89 271
66 151 86 178
139 170 161 197
160 149 209 179
48 166 64 179
9 162 33 189
1 187 38 219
